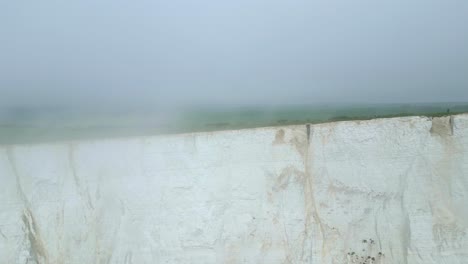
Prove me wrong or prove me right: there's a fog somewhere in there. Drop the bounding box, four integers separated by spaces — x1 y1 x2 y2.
1 0 468 110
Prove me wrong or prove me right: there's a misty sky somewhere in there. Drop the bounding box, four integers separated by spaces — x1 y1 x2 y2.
1 0 468 109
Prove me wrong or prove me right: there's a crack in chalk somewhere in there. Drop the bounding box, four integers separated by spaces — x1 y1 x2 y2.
373 211 382 253
22 208 49 264
450 116 454 135
294 125 325 263
278 192 294 263
0 228 7 240
68 144 95 210
124 251 133 264
307 130 326 263
6 147 49 263
396 136 428 264
6 148 29 208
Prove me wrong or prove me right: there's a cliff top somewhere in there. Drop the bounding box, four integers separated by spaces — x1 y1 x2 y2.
1 103 467 145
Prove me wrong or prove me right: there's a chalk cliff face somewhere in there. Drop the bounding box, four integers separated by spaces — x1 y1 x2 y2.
1 114 467 263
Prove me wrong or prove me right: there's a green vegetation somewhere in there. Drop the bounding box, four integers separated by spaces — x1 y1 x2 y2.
0 103 467 145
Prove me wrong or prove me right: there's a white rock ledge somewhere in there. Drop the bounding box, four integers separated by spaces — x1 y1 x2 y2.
1 114 468 263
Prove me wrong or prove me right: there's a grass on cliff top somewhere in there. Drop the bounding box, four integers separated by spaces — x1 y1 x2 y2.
0 103 467 145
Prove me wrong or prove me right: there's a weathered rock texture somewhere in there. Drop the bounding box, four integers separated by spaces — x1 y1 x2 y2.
1 114 468 263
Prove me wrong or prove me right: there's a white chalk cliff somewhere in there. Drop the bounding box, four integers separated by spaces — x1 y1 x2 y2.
1 114 468 263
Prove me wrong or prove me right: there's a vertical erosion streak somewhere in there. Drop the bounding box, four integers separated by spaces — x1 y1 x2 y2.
68 144 94 211
429 116 466 255
6 147 49 264
299 124 324 263
398 152 414 264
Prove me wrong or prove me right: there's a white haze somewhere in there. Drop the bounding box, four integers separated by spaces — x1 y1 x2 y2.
1 0 468 111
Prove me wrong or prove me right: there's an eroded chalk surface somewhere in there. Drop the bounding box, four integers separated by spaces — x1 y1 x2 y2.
1 114 468 263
